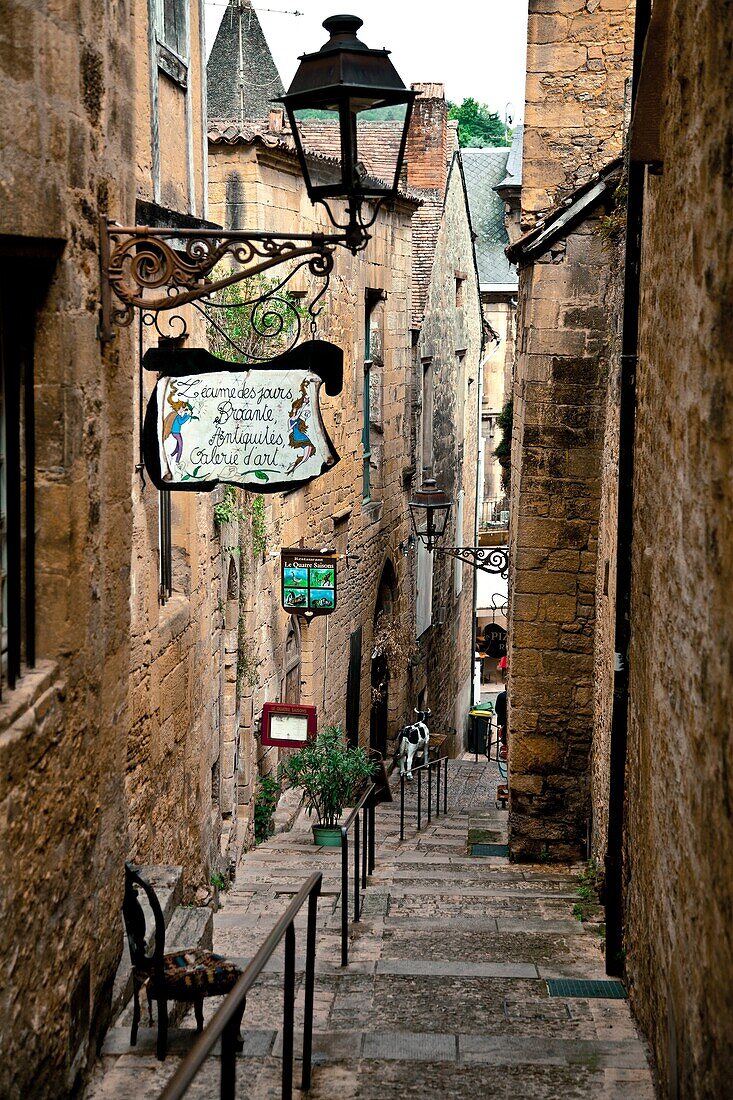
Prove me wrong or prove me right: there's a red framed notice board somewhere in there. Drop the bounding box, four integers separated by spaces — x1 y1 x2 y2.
260 702 317 747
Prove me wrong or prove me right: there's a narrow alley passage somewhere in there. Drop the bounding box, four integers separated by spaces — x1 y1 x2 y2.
88 761 656 1098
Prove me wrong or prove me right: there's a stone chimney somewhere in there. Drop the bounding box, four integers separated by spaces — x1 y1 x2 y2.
405 83 448 192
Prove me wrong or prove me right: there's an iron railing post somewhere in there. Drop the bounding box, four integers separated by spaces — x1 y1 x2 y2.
220 1018 238 1100
361 804 368 888
443 757 448 814
417 769 422 831
341 828 349 966
436 760 441 817
354 810 361 921
427 763 432 824
301 888 319 1092
368 801 375 874
400 774 405 840
281 923 296 1100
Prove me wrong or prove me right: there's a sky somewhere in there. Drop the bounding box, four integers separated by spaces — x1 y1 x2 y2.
204 0 528 123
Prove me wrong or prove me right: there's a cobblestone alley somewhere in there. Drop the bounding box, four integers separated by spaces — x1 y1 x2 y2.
87 760 656 1098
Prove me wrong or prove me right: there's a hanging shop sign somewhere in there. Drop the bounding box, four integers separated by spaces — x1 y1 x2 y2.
261 702 317 748
483 622 507 659
281 548 337 615
142 341 343 492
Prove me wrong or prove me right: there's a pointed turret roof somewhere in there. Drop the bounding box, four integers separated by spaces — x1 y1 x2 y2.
207 0 284 123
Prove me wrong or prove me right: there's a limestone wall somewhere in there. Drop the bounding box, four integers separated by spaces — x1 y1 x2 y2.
0 0 136 1093
126 1 222 896
523 0 635 223
208 140 417 812
415 157 482 746
622 2 733 1092
508 219 614 860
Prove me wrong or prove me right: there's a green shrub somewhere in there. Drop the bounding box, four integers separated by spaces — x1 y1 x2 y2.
254 774 280 843
278 726 375 828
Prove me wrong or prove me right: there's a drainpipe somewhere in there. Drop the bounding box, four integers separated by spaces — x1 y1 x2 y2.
471 339 486 708
604 0 652 977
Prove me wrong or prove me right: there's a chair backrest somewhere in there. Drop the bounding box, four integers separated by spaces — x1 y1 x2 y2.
123 862 166 970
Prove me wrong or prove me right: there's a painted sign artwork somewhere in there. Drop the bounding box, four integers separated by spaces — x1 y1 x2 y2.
281 549 337 616
142 342 343 492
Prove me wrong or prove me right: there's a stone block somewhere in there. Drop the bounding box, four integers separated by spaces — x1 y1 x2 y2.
513 734 566 774
540 594 579 623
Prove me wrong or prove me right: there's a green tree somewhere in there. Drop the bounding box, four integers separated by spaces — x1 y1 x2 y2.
448 98 507 148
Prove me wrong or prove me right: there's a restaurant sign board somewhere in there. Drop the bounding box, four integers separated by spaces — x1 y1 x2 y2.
281 548 337 615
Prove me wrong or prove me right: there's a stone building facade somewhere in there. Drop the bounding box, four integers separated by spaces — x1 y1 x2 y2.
616 1 733 1094
410 105 483 747
509 0 733 1091
127 0 227 895
0 1 136 1096
0 0 231 1093
506 0 634 860
207 123 419 799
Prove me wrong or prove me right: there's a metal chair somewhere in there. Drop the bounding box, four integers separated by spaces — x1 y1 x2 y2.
122 862 244 1060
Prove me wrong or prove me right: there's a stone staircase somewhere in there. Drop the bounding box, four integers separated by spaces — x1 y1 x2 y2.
86 761 658 1098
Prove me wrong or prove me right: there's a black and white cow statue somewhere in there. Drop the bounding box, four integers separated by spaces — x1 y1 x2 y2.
396 709 431 780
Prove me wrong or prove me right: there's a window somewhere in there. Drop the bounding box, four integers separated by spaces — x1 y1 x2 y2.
153 0 189 83
455 271 467 308
421 358 434 475
456 350 467 448
282 617 301 704
0 280 36 694
363 290 384 502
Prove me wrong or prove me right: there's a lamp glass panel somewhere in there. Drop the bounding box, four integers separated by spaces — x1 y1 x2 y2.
292 107 344 192
354 101 409 191
410 503 430 539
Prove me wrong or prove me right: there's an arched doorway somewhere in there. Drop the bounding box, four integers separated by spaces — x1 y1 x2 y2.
371 561 396 758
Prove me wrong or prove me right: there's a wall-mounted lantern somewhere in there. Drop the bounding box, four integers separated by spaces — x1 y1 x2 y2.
280 15 415 246
99 14 413 341
408 478 509 577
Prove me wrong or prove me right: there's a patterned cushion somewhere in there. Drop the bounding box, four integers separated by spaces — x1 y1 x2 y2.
149 949 241 1000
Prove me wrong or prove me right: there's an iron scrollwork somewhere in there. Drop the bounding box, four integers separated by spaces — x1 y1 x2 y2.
99 219 342 342
437 546 509 577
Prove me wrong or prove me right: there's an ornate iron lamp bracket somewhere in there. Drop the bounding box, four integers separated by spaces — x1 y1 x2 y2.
98 218 358 342
435 546 509 577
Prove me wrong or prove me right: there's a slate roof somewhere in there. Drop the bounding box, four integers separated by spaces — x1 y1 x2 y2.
461 146 517 289
207 0 284 122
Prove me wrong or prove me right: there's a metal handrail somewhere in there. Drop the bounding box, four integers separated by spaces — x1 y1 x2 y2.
340 782 377 967
399 756 449 841
159 872 323 1100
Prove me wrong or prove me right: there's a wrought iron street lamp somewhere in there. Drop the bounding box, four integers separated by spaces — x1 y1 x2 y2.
408 479 509 577
280 15 415 248
99 14 414 341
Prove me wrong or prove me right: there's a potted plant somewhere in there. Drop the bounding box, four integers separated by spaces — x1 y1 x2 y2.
278 725 375 846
